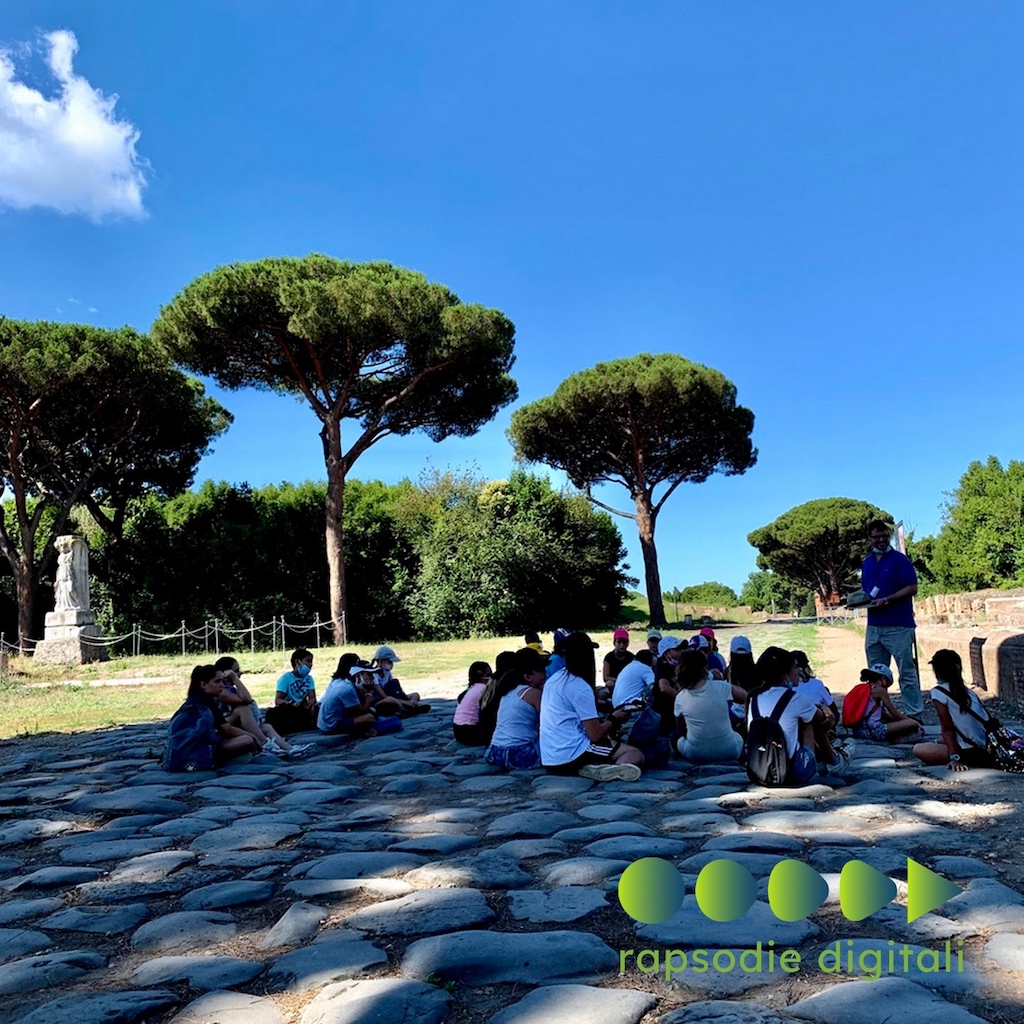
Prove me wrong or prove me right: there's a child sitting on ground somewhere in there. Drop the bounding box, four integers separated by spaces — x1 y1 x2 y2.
913 649 998 771
844 664 923 743
188 665 260 762
675 649 747 763
485 647 548 769
370 645 430 716
453 661 493 746
318 661 402 737
213 656 312 758
266 648 318 734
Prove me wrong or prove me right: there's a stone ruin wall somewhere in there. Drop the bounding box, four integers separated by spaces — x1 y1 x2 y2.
915 586 1024 712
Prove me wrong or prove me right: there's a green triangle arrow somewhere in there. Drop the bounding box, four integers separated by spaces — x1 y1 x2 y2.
840 859 897 921
907 858 963 922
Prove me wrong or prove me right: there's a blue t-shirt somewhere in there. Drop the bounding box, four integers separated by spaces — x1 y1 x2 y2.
318 677 361 732
545 653 566 680
861 548 917 628
276 670 316 704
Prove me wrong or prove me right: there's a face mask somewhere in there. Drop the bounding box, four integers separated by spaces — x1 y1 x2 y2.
296 664 311 678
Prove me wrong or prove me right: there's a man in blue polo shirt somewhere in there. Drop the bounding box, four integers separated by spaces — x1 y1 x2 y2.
860 519 923 719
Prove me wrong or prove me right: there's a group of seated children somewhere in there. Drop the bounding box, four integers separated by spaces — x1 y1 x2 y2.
168 661 315 769
170 633 1005 781
316 645 431 738
448 628 862 785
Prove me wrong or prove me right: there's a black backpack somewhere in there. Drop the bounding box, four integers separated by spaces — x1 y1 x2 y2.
163 699 218 772
745 689 796 787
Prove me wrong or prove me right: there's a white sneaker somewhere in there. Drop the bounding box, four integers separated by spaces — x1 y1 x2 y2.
287 743 315 759
579 763 642 783
263 740 287 757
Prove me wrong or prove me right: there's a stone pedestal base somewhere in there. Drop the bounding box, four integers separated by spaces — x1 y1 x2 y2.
35 614 106 665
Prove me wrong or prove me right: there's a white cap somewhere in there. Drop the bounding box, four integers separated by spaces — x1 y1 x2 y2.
350 664 382 678
657 636 684 658
730 635 752 654
864 663 893 682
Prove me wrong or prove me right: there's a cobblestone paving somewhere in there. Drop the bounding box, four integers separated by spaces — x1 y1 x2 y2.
1 700 1022 1024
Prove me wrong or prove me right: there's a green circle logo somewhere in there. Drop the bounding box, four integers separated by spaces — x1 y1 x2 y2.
695 858 756 922
617 856 686 924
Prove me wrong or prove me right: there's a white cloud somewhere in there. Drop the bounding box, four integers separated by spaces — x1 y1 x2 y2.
0 30 148 220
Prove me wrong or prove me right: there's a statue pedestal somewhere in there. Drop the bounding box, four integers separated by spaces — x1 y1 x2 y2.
34 610 106 664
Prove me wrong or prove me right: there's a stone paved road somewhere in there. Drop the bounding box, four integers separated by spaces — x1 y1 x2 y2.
0 701 1022 1024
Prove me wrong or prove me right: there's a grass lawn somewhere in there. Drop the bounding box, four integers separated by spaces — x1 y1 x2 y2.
0 622 821 740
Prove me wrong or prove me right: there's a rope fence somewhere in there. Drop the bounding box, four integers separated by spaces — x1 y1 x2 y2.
0 611 347 658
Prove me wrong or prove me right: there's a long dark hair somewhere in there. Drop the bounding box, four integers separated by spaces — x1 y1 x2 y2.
728 652 758 692
931 649 970 713
677 650 709 690
188 664 219 700
332 652 362 680
563 634 596 687
791 650 814 680
468 661 491 686
750 646 796 697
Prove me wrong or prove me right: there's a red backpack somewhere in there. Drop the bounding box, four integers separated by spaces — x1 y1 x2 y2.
841 683 873 727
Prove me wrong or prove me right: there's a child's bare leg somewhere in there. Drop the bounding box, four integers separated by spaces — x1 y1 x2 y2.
887 717 922 740
221 734 258 758
228 705 267 747
813 721 835 762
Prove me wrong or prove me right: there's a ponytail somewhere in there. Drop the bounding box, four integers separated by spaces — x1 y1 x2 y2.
931 649 970 713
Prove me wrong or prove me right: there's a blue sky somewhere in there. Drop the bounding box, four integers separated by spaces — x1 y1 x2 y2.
2 2 1022 597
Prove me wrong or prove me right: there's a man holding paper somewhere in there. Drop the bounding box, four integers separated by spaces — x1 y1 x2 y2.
861 520 923 720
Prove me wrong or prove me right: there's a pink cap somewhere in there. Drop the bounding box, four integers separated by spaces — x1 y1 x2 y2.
613 628 629 640
699 627 716 639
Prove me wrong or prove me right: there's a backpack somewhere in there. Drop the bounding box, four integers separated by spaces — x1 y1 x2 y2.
841 682 874 728
626 703 670 769
934 687 1024 774
612 682 669 769
163 699 218 772
745 689 796 787
265 702 316 735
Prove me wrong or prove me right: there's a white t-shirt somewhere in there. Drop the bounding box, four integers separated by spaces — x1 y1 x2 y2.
674 677 735 745
539 669 599 766
796 677 832 708
318 678 361 731
931 685 989 749
746 686 818 757
612 660 655 707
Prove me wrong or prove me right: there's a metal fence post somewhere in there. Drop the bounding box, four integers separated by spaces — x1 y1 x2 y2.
181 621 186 657
214 619 220 656
204 621 208 655
250 617 255 657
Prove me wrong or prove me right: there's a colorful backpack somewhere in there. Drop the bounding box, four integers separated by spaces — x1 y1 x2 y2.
745 689 795 787
841 683 874 728
163 699 218 772
934 687 1024 773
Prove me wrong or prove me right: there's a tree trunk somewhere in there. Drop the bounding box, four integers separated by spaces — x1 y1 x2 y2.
14 554 36 653
634 493 666 626
322 416 348 645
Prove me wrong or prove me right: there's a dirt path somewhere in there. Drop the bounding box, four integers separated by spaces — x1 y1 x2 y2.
812 624 868 696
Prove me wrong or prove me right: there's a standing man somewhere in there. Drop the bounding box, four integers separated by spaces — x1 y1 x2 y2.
861 519 923 720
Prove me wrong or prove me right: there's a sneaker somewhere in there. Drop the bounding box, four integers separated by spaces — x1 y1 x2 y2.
409 703 432 715
578 763 642 783
262 739 287 757
287 743 315 759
